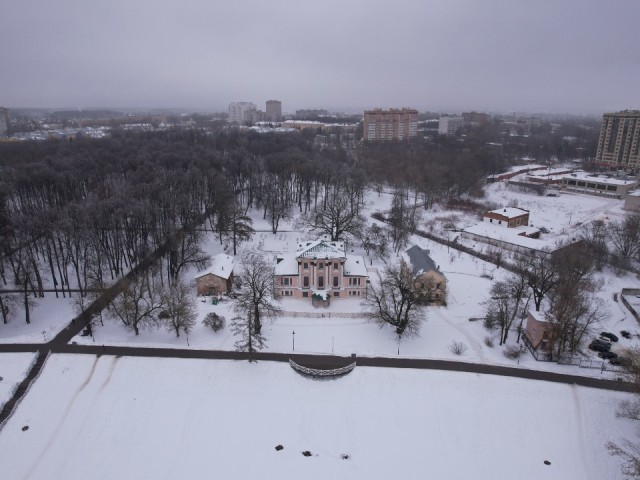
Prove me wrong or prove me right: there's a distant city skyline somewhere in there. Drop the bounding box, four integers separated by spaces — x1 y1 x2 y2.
1 1 639 114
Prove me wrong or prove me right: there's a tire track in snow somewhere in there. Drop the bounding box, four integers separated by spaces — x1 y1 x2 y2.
570 385 592 475
25 356 101 480
432 309 486 363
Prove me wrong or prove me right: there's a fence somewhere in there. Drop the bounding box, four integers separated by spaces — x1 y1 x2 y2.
278 311 370 319
522 334 552 361
621 289 640 324
523 335 625 372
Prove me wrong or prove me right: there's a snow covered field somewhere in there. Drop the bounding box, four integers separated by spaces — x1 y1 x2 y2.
0 353 36 409
0 354 632 480
2 181 638 380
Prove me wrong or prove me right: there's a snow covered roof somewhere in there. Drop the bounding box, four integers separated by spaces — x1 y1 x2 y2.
464 223 549 251
196 254 234 280
528 309 548 323
343 255 368 277
486 207 529 219
562 171 637 186
296 238 345 259
274 254 299 276
405 246 444 277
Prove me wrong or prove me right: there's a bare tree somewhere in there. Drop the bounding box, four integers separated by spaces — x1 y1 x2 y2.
362 224 389 263
516 251 558 311
607 441 640 478
0 294 17 325
387 188 421 253
308 184 365 241
234 255 280 335
218 201 255 255
545 285 602 358
609 215 640 260
231 311 267 361
483 274 528 345
168 230 211 282
160 280 198 337
581 220 608 270
108 275 164 335
366 260 425 335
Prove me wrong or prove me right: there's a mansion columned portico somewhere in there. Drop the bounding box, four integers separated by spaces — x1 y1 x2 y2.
274 237 368 300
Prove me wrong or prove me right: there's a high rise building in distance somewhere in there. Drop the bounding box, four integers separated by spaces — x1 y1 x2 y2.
595 110 640 169
228 102 257 124
363 108 418 142
438 115 464 136
266 100 282 122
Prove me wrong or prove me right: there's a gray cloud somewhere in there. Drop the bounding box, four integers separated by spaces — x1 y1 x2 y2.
1 0 639 113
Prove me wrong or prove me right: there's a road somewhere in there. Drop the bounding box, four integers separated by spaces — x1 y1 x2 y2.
0 343 635 394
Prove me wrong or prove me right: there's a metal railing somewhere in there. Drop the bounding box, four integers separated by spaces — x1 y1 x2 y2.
289 359 356 377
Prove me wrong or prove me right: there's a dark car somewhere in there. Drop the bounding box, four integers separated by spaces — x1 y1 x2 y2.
598 351 618 360
589 340 611 352
600 332 619 342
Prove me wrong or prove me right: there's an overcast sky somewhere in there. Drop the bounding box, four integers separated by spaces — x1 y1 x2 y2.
1 0 639 114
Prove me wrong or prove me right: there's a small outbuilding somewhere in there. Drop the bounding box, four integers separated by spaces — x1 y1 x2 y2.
523 309 551 352
195 254 235 296
483 207 530 228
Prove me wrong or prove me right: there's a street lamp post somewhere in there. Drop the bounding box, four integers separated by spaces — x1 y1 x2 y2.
292 330 295 351
397 333 402 356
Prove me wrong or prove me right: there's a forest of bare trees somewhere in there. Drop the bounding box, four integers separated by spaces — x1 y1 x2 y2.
0 127 506 330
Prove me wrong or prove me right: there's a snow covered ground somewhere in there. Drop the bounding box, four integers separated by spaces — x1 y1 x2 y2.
1 176 638 479
3 180 640 381
0 353 36 409
0 295 76 344
0 354 632 480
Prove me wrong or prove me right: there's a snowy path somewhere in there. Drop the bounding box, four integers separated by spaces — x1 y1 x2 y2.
0 344 633 393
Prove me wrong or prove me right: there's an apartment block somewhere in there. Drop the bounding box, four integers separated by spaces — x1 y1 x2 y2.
228 102 257 124
595 110 640 169
363 108 418 142
438 115 464 136
265 100 282 121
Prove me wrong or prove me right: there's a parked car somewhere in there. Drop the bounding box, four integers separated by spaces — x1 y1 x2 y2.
600 332 619 342
598 351 618 360
589 340 611 352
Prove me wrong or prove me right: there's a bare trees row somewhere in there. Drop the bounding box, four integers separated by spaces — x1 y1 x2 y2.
484 244 602 358
107 275 198 337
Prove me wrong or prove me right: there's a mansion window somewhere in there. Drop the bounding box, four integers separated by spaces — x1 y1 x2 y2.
333 262 339 270
348 277 361 286
283 277 291 286
318 276 324 288
303 262 308 269
302 292 308 298
303 276 309 288
333 276 339 287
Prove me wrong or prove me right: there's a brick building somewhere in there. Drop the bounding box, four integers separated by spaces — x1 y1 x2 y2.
363 108 418 142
